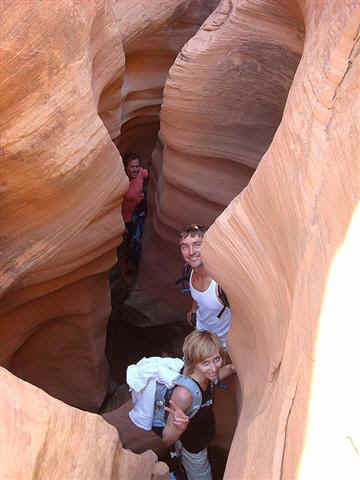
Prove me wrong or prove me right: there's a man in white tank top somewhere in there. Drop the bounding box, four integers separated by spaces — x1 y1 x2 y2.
179 225 231 347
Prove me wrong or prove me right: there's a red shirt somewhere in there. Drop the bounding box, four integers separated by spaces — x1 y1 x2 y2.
122 167 148 222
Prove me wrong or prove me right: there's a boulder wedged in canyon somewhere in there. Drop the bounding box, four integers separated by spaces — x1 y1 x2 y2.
0 367 168 480
200 1 360 478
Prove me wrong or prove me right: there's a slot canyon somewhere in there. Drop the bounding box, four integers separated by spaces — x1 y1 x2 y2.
1 0 359 479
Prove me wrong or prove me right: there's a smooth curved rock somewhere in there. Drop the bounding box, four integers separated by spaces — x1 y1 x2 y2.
0 0 128 410
121 1 222 325
2 0 360 478
0 368 168 479
159 0 303 228
129 0 303 326
201 1 360 478
115 0 220 160
0 0 205 410
0 0 125 410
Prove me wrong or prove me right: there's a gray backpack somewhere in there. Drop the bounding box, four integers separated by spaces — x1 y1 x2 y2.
152 375 203 428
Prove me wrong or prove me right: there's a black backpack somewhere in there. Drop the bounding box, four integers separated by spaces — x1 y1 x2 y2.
176 264 230 318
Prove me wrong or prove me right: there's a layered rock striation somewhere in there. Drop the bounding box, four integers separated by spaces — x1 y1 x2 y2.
128 0 303 325
0 368 168 479
202 1 360 478
0 0 129 410
0 0 209 410
2 0 360 478
114 0 220 163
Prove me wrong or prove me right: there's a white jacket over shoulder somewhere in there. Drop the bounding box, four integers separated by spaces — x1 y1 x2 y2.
127 356 184 430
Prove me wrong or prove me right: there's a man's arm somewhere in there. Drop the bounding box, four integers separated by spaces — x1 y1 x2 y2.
162 386 192 447
186 299 198 327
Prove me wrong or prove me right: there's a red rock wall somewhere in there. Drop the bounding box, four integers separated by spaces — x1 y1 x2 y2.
115 0 220 164
0 0 128 410
201 0 360 478
2 0 360 478
0 368 168 479
0 0 203 410
128 0 303 325
122 1 223 325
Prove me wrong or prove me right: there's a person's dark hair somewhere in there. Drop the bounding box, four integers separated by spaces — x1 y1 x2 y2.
179 224 207 240
122 152 140 169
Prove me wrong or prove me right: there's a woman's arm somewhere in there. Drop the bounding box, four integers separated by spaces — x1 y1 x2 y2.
162 386 191 447
219 363 236 381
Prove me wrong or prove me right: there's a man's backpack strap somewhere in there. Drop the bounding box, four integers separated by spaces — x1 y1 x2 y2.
217 285 230 318
176 264 230 317
175 264 192 294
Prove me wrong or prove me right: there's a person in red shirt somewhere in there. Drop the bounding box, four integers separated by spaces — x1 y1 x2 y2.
122 152 149 269
122 153 148 225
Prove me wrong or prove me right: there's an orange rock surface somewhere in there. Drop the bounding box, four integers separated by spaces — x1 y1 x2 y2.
0 368 168 479
0 0 201 410
1 0 360 478
130 0 303 325
0 0 128 410
200 1 360 479
114 0 220 160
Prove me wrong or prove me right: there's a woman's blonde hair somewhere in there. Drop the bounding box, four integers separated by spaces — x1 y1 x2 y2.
183 330 223 374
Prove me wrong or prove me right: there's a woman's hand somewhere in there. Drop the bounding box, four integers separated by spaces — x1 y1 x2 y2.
162 388 192 446
219 363 236 381
164 399 189 432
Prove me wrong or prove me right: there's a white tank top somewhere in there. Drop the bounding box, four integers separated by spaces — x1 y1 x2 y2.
189 271 231 347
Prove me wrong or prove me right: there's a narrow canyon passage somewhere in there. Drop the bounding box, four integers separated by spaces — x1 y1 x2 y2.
101 3 304 478
3 1 360 479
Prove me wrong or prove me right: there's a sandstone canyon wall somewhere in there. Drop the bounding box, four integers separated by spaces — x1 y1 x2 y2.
0 0 130 411
0 0 204 411
199 1 360 479
127 0 303 325
141 0 360 478
0 368 168 480
114 0 220 161
1 0 360 479
0 1 229 478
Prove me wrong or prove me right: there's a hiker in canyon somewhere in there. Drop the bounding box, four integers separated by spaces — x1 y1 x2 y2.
160 331 234 479
127 330 235 480
121 152 149 271
178 225 231 348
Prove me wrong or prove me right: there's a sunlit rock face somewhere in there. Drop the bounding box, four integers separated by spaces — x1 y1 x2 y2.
0 0 128 410
122 0 222 325
129 0 303 326
0 0 205 412
114 0 220 163
159 0 303 228
202 1 360 479
2 0 359 478
0 368 168 480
